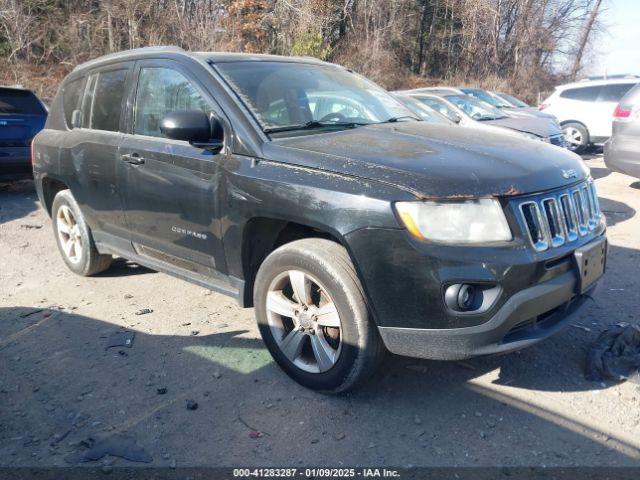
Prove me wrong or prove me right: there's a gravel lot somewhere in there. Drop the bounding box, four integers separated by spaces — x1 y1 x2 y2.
1 153 640 469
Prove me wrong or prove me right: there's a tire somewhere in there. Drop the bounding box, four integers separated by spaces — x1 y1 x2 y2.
51 189 112 276
254 238 385 393
562 122 589 154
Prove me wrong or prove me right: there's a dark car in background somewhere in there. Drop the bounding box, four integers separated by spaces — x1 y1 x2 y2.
33 47 606 392
605 83 640 179
0 86 48 178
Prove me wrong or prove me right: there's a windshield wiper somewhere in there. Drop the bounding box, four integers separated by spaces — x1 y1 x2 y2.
264 120 365 134
379 115 419 123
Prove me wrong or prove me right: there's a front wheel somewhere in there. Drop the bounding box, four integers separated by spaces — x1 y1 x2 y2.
253 239 385 393
562 122 589 154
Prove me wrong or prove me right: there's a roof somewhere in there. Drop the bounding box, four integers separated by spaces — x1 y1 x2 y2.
403 90 450 99
555 77 640 90
0 85 30 91
71 46 335 74
193 52 332 66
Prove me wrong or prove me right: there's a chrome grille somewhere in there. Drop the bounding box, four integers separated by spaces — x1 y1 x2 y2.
549 134 566 147
517 180 601 252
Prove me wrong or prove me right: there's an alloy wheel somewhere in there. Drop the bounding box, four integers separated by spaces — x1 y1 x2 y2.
56 205 83 264
265 270 342 373
563 126 583 150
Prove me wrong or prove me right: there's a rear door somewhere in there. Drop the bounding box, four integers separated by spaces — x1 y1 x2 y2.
118 59 227 277
62 64 133 243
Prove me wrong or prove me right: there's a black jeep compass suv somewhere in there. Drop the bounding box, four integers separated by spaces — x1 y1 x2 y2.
32 47 606 392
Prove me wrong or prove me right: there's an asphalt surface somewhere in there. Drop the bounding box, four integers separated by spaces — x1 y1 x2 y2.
1 153 640 469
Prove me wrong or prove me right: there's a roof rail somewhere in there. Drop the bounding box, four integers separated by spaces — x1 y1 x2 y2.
72 46 186 72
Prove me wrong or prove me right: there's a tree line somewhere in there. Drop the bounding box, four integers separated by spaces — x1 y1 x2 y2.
0 0 605 102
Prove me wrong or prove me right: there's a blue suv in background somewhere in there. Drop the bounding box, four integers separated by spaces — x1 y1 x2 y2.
0 86 47 178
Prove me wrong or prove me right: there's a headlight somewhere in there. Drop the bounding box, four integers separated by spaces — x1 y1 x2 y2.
395 198 512 243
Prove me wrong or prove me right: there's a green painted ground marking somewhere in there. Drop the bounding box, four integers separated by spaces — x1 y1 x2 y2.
184 345 273 374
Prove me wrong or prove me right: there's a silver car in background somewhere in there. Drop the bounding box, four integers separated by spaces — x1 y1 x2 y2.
605 83 640 179
399 90 567 147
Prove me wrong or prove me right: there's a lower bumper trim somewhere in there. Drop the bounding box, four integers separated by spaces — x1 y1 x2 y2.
379 270 597 360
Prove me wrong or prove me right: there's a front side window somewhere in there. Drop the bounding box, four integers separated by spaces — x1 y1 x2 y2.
134 67 209 138
444 95 507 121
462 89 510 108
416 96 459 121
88 69 128 132
215 61 414 133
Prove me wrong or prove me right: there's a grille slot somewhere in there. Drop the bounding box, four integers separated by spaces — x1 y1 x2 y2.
517 180 601 252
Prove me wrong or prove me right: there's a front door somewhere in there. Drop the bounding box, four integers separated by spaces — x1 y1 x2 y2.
118 60 227 277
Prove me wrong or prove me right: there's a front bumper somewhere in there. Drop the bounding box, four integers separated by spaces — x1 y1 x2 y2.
378 270 596 360
345 221 606 360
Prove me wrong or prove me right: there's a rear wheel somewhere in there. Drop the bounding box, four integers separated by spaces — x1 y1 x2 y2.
562 122 589 154
254 238 385 393
52 189 112 276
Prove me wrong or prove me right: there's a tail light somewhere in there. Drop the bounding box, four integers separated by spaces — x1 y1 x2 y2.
613 104 631 119
538 103 549 111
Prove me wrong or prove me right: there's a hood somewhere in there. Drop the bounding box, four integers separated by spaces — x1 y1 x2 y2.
262 122 589 199
483 115 562 138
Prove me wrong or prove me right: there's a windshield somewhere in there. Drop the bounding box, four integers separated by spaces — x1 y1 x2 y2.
395 95 452 124
444 94 507 121
215 61 416 133
497 92 530 108
461 89 511 108
0 88 46 115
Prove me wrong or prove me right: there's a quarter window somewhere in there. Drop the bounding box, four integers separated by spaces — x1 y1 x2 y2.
86 69 128 131
134 67 209 138
62 78 84 129
598 83 636 102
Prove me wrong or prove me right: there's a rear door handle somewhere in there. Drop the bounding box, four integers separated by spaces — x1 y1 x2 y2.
121 153 145 165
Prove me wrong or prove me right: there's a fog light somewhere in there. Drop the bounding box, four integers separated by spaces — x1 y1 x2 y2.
457 284 476 310
444 283 484 312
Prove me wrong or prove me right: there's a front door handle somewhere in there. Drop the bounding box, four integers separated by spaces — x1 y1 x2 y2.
121 153 145 165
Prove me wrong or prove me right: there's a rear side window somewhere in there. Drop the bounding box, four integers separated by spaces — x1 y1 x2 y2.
620 83 640 107
559 86 602 102
134 67 208 138
0 88 46 115
598 83 637 102
80 69 128 131
62 78 84 128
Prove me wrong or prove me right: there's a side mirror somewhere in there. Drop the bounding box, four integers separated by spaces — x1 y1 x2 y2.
160 110 223 152
450 112 462 124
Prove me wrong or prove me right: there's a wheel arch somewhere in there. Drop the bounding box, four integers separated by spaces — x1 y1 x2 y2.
240 217 350 308
40 175 70 216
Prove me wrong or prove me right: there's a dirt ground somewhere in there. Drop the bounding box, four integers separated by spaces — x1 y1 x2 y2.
1 153 640 469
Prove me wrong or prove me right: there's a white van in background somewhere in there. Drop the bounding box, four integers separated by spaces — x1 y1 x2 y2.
540 77 639 153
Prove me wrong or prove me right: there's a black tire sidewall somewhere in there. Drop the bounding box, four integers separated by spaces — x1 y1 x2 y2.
51 190 94 276
254 246 365 392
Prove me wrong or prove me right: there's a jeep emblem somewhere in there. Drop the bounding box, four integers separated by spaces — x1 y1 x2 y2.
561 169 577 179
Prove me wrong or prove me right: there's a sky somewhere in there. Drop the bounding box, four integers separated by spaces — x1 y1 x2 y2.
590 0 640 76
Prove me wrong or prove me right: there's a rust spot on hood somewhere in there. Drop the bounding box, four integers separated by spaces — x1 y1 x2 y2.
500 185 522 197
